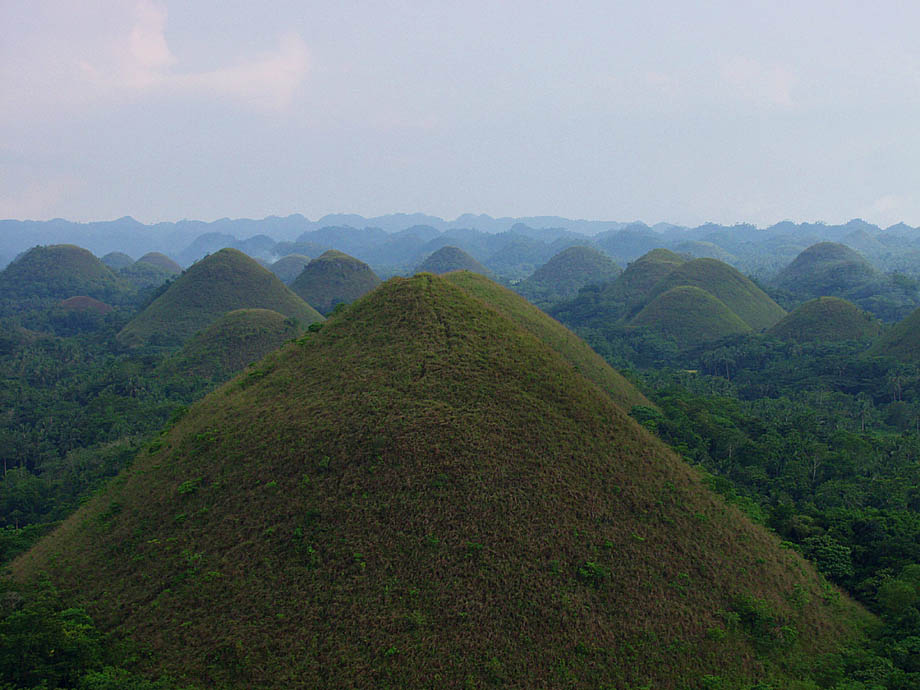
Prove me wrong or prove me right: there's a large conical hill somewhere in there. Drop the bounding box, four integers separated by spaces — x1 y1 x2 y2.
769 297 882 343
644 257 786 330
516 245 622 305
414 245 493 277
159 308 305 381
630 285 752 346
117 248 322 346
136 252 181 275
0 244 130 303
15 274 864 689
443 270 649 410
290 249 381 315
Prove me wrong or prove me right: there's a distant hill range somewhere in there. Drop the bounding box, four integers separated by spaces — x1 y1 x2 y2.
6 215 920 291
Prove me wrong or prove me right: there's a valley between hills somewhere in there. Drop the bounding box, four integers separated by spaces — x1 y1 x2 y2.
4 217 920 688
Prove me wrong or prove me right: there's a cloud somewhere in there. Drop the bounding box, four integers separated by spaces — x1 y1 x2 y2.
16 1 309 113
721 56 796 108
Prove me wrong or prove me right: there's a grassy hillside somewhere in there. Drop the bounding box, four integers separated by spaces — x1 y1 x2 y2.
516 245 622 305
415 245 493 277
15 274 865 689
630 285 752 346
869 306 920 362
443 270 650 410
59 295 114 314
645 258 786 331
117 248 322 347
0 244 130 303
137 252 181 275
269 254 312 284
160 308 304 381
290 250 381 315
769 297 882 343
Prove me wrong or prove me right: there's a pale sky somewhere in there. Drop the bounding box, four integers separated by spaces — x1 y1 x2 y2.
3 0 920 228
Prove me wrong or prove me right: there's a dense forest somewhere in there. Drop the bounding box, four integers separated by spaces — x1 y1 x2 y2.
5 232 920 687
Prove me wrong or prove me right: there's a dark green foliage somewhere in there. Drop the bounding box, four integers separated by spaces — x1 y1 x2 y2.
289 249 381 315
0 245 130 305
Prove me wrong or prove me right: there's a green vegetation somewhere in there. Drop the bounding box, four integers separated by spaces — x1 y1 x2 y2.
59 296 114 314
769 297 882 343
117 248 322 347
414 245 493 277
160 308 305 381
516 245 622 306
12 274 861 689
630 285 752 345
289 249 381 315
100 252 135 271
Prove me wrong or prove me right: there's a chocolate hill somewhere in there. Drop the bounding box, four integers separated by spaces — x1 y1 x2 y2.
14 273 863 688
290 250 381 315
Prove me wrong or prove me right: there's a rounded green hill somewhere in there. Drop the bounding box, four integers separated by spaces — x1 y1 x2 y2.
136 252 181 274
630 285 752 346
0 244 129 302
775 242 878 298
645 257 786 330
101 251 135 270
161 308 304 380
290 250 381 315
59 295 114 314
415 245 492 277
517 245 622 304
269 254 312 284
117 248 322 347
15 273 865 689
769 297 881 343
869 306 920 362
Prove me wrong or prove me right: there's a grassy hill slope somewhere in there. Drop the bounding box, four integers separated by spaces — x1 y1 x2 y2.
290 250 381 315
869 306 920 362
443 270 650 410
136 252 181 275
117 248 322 346
769 297 882 343
630 285 753 346
516 245 621 305
15 274 864 689
775 242 878 298
159 308 304 381
646 258 786 330
269 254 312 284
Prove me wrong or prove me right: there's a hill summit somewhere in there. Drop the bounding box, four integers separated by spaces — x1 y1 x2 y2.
290 250 381 315
16 273 862 689
117 248 322 346
414 245 492 277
